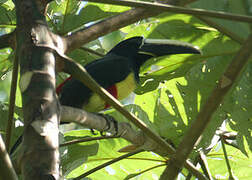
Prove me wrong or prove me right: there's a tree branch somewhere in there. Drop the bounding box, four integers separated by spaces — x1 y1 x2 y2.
198 150 213 180
65 0 251 54
85 0 252 23
61 106 208 180
15 0 61 179
163 33 252 179
65 8 158 52
61 106 152 153
65 0 180 52
0 135 18 180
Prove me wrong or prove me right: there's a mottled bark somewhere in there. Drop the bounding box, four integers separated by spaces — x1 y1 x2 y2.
15 1 63 179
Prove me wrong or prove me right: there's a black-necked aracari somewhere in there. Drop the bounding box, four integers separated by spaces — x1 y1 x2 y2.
57 36 201 112
10 36 200 155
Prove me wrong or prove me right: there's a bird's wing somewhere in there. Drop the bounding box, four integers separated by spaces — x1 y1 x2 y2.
85 54 134 88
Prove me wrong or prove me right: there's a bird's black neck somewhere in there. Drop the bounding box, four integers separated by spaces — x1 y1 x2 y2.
135 53 153 69
131 53 153 82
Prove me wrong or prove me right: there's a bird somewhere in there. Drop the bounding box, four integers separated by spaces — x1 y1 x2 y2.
10 37 200 155
57 36 201 112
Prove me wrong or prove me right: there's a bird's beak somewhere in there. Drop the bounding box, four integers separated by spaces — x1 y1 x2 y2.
139 38 202 57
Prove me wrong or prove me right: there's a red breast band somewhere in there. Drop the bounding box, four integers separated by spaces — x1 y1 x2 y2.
104 85 117 109
57 76 117 110
56 76 73 94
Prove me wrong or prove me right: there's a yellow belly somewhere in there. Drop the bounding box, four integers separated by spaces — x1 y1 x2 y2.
83 73 137 112
83 94 106 112
115 72 137 100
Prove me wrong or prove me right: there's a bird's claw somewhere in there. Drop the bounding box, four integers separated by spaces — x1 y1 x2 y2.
96 113 118 136
90 128 98 135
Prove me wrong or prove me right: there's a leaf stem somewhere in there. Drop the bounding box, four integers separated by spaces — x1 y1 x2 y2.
221 138 234 179
80 47 105 57
74 149 144 179
60 135 120 147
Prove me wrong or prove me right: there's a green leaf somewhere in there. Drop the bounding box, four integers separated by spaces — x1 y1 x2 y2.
0 1 16 27
0 48 12 79
190 0 250 39
100 31 126 52
63 128 165 179
207 140 252 179
0 102 23 150
47 1 128 34
5 1 252 178
61 129 99 176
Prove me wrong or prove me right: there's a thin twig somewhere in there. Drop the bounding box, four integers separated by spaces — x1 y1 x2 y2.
5 53 18 152
164 33 252 179
74 149 144 179
199 150 213 180
79 46 105 57
185 157 198 180
221 138 235 179
85 0 252 23
124 164 166 179
60 135 120 147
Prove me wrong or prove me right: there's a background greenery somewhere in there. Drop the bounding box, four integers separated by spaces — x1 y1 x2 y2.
0 0 252 179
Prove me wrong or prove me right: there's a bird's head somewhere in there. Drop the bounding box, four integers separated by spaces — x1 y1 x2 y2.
108 36 201 71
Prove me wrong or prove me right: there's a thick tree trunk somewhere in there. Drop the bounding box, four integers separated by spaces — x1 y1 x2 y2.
15 0 61 179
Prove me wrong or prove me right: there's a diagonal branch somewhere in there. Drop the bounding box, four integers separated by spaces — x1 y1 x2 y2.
61 105 170 156
85 0 252 23
65 0 251 54
163 33 252 179
65 8 159 52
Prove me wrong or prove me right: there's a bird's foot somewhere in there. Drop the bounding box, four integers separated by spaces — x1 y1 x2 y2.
95 113 118 136
90 128 98 135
